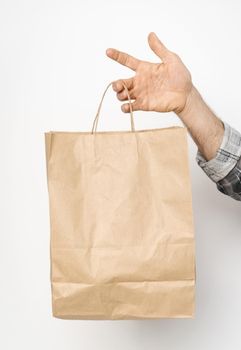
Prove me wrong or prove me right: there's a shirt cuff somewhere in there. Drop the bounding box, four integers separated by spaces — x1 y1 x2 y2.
196 120 241 182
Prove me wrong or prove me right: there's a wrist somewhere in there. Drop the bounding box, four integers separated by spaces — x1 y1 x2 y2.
175 84 225 161
176 85 204 122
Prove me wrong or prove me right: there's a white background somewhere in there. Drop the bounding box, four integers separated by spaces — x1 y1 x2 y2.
1 0 241 349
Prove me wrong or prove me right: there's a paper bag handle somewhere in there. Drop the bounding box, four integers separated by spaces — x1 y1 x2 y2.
91 81 135 133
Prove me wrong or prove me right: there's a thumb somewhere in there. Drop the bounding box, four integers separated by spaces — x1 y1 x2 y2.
148 32 170 62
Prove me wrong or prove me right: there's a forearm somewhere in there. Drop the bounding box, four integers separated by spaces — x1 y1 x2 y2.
176 85 241 201
177 85 224 161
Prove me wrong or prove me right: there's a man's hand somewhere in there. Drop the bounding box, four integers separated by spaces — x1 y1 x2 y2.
106 32 193 115
106 32 225 162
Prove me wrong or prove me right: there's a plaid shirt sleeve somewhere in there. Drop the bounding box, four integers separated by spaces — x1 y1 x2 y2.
195 120 241 201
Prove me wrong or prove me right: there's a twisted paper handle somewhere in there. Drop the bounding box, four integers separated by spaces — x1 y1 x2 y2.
91 81 135 133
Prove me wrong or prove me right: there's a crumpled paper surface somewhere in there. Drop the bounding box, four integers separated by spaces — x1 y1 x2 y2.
45 126 195 319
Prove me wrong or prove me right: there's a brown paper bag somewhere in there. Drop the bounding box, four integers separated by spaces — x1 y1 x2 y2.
44 81 196 320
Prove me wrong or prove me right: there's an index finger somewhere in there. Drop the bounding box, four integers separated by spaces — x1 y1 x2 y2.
106 48 140 71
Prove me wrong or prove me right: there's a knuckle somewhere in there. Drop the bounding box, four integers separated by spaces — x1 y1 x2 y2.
114 80 123 92
116 52 121 62
117 92 123 100
170 52 180 60
117 91 125 100
123 56 128 66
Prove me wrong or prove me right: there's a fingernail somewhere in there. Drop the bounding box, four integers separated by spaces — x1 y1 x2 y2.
121 104 127 112
106 48 113 56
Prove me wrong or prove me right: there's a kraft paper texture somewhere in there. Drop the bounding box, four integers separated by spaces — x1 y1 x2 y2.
44 82 196 320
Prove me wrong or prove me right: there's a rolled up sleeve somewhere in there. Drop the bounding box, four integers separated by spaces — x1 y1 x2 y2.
196 120 241 201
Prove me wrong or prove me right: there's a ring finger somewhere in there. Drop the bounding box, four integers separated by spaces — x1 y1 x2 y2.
117 88 135 101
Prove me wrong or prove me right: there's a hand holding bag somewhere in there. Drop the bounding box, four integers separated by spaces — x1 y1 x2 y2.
44 81 196 319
